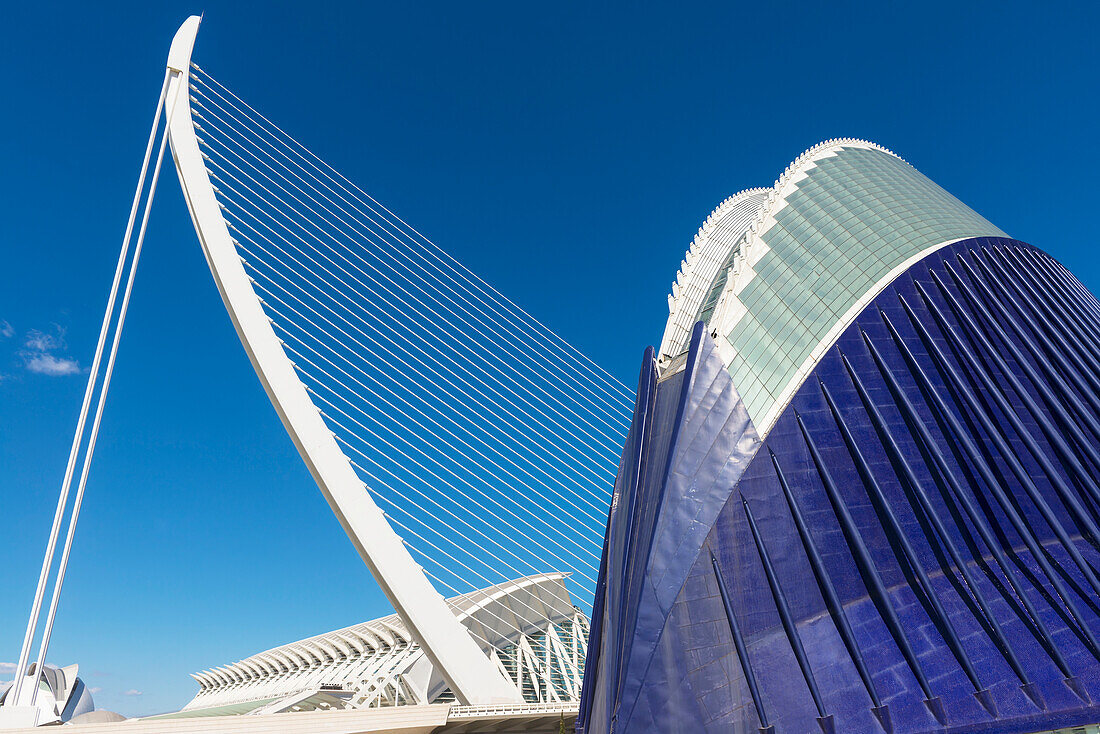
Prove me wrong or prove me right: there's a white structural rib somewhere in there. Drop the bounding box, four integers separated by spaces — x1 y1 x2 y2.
164 16 521 705
658 188 769 363
178 575 588 715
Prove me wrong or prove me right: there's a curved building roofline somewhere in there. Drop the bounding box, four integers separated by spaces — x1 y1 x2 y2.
192 573 574 683
668 187 770 311
661 141 903 365
663 138 1005 436
180 574 587 714
738 139 905 278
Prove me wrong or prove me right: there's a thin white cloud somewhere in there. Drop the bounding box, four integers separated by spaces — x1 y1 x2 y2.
24 328 64 352
24 354 81 376
88 687 102 694
123 689 143 697
0 321 13 339
18 325 80 376
0 662 15 673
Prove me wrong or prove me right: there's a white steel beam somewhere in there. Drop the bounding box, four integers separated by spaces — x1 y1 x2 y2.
163 16 520 705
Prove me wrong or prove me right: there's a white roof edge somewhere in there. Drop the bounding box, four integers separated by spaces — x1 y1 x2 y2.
189 573 571 680
665 187 770 313
735 139 904 302
659 187 771 359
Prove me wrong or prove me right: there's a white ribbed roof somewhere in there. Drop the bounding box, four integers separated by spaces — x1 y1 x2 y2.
659 188 769 362
184 573 581 713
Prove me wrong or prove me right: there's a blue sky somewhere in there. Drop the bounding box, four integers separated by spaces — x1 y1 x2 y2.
1 0 1098 718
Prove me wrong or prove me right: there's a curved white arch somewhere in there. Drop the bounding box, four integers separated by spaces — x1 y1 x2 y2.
190 672 213 690
182 574 587 710
259 652 292 673
332 632 365 656
325 636 352 659
376 620 409 645
343 627 381 652
285 653 306 672
238 660 264 679
309 639 339 662
210 667 233 686
289 643 322 667
164 16 520 705
248 657 277 676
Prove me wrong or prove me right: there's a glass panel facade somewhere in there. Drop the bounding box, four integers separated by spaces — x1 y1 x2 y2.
583 238 1100 734
702 144 1006 428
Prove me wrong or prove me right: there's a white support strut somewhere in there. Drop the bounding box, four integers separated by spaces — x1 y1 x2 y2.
164 16 521 705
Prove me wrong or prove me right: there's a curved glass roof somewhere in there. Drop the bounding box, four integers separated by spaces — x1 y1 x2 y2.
663 140 1006 434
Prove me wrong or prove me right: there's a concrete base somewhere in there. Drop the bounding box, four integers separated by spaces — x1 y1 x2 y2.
0 707 40 729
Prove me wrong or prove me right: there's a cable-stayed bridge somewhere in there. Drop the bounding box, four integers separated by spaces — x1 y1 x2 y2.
1 16 629 727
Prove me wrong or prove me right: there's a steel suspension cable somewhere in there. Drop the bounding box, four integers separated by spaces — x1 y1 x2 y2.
382 506 586 635
304 381 602 579
190 71 638 422
227 211 618 503
382 513 577 647
233 225 616 528
9 69 172 706
185 125 632 438
30 69 182 707
275 314 607 598
341 440 597 608
178 64 635 617
248 261 614 514
226 193 608 602
269 313 608 532
206 163 621 478
188 100 631 434
214 179 619 495
188 68 634 409
195 139 628 461
307 388 600 581
292 358 604 571
331 431 596 600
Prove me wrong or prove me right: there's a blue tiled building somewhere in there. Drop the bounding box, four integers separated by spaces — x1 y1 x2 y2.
578 141 1100 733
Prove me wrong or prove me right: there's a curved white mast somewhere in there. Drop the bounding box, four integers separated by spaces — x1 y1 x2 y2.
164 16 521 705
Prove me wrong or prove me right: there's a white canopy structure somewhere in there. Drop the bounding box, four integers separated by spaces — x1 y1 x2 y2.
167 575 587 719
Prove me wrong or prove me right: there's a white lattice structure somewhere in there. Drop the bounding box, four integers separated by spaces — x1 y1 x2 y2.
175 574 587 718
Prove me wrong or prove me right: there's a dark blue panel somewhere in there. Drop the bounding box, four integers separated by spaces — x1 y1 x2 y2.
578 323 762 734
579 238 1100 734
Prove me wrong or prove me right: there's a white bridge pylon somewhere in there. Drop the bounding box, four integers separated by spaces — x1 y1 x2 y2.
166 16 523 705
